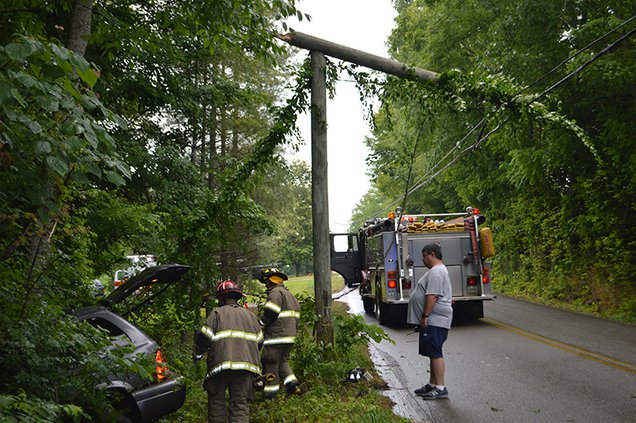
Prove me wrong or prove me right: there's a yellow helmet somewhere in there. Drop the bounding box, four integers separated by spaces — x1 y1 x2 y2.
259 268 288 284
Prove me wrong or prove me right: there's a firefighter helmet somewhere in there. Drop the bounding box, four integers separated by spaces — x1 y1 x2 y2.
259 268 288 284
216 280 244 297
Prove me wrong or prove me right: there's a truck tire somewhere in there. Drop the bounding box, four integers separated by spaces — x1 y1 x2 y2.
375 291 389 325
362 297 375 314
374 290 382 323
379 302 389 325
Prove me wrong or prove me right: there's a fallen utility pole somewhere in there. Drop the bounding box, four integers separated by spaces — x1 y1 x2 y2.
277 31 438 348
277 31 438 82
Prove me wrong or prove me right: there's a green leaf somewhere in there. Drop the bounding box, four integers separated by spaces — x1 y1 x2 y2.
40 63 67 80
72 171 90 184
65 136 83 153
105 171 126 186
5 42 37 60
101 107 128 129
36 96 59 113
78 67 98 89
46 154 69 176
34 141 52 155
80 94 100 110
63 78 80 99
88 163 102 177
24 118 42 134
10 88 27 107
0 82 13 104
69 54 90 73
81 120 99 148
111 159 131 179
51 43 70 61
16 74 41 90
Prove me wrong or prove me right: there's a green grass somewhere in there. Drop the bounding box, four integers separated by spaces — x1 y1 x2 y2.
284 272 345 297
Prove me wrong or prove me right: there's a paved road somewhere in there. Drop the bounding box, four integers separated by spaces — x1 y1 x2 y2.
336 292 636 423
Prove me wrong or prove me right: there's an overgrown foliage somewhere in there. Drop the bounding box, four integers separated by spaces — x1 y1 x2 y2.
0 0 318 419
2 0 633 420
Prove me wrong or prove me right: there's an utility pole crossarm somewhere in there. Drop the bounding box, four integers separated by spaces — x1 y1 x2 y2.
277 31 438 82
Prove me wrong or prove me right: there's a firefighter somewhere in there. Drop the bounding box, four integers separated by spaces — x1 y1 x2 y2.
195 280 263 423
258 268 301 398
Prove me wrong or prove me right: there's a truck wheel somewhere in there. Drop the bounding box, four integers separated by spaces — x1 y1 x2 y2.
362 297 375 314
375 291 388 325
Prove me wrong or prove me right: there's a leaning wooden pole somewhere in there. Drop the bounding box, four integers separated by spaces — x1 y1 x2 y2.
277 31 438 82
310 51 334 348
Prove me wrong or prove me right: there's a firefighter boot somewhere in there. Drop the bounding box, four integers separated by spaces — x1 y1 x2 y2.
254 373 275 392
285 381 301 396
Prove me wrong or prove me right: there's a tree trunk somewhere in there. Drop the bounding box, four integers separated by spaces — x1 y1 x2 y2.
208 107 218 189
220 110 227 158
67 0 93 56
231 108 239 156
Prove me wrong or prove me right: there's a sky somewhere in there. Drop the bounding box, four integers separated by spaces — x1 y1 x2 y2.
282 0 397 232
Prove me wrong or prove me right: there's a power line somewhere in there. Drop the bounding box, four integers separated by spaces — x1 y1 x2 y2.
518 14 636 97
533 24 636 103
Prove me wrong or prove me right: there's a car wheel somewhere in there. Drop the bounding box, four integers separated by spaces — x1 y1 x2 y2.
106 390 136 423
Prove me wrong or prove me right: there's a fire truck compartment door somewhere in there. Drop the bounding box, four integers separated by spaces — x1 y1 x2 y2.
409 235 469 297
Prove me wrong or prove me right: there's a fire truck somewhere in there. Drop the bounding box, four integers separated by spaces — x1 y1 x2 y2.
330 206 495 325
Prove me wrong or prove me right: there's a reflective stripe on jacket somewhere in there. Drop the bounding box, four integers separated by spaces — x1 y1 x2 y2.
261 285 300 345
197 303 263 377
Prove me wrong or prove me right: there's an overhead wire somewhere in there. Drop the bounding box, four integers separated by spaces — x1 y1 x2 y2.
398 125 425 214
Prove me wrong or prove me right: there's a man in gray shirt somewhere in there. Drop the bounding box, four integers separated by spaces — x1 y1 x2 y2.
407 243 452 400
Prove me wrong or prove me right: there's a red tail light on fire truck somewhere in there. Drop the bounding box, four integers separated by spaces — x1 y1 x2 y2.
387 270 398 288
401 278 412 290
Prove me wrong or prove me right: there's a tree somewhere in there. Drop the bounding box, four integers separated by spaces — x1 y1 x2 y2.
0 0 314 418
253 160 313 275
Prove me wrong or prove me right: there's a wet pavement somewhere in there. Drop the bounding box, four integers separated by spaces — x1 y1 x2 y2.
334 289 636 423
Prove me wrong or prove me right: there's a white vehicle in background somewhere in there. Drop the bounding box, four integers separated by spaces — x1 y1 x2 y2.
114 255 158 289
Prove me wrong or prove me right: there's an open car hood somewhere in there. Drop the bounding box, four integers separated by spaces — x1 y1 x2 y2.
99 264 191 309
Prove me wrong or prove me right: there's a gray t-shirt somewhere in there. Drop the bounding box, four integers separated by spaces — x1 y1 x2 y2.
406 264 453 329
